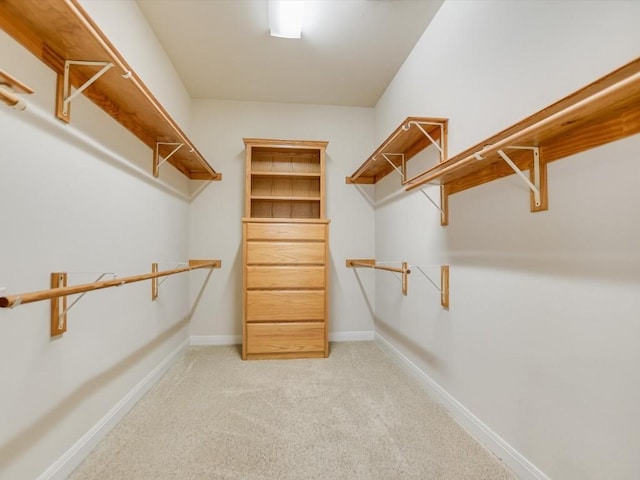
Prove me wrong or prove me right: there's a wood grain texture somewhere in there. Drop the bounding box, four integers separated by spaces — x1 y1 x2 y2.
246 241 325 265
50 272 67 337
246 222 326 241
246 322 326 355
347 117 448 184
246 266 325 289
244 139 327 219
0 0 220 180
246 290 325 322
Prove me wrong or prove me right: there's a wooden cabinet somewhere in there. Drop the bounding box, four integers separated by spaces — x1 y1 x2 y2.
242 139 329 360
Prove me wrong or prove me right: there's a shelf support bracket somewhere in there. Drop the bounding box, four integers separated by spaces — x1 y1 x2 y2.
346 259 410 296
151 262 188 300
496 146 547 212
406 121 445 162
153 142 184 177
56 60 114 123
381 153 406 181
51 272 119 336
419 186 448 225
414 265 449 308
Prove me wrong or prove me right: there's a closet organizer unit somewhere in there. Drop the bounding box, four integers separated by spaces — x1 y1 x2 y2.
242 139 330 360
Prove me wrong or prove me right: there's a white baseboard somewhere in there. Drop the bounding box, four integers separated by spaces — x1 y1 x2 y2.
190 335 241 346
375 332 550 480
37 338 189 480
329 330 375 342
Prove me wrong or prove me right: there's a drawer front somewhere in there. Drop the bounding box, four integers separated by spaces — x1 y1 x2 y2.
247 290 325 322
246 241 325 265
246 322 325 354
246 266 325 289
246 222 326 241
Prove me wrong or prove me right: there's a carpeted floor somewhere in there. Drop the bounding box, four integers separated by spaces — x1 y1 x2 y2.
68 342 516 479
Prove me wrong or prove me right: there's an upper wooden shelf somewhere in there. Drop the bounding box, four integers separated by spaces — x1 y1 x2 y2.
405 57 640 194
0 0 221 181
346 117 448 184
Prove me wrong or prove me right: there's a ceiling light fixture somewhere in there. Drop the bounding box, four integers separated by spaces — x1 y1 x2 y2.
269 0 304 39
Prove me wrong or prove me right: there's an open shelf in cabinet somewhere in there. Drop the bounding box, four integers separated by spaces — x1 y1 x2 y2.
244 138 327 219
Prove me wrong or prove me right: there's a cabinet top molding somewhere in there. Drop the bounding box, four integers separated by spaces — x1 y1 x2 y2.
0 0 221 181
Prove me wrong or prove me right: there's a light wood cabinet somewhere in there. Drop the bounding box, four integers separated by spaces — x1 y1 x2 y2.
242 139 329 360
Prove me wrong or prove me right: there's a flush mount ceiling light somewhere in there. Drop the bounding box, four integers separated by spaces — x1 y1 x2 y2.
269 0 304 39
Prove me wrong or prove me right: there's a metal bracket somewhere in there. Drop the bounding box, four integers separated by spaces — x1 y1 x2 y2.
153 142 184 177
151 262 187 300
405 121 445 162
496 146 541 207
56 60 114 122
419 185 449 226
346 259 410 296
51 272 118 336
381 153 406 180
413 265 449 308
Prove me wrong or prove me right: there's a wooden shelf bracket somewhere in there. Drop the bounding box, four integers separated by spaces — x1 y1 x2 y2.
419 186 449 225
346 258 411 296
494 146 547 211
413 265 450 309
151 261 187 300
153 142 184 178
57 60 114 122
347 117 448 185
52 271 119 336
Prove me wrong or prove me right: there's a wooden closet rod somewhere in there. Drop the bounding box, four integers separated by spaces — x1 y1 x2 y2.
346 259 410 295
0 260 221 309
0 87 20 108
347 260 411 275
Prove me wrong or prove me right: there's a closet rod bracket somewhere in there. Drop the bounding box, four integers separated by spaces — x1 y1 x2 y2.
57 60 114 122
412 265 450 308
496 146 546 211
346 258 411 296
153 142 184 177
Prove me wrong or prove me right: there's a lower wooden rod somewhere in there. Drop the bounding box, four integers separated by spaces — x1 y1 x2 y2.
0 260 221 309
348 261 411 275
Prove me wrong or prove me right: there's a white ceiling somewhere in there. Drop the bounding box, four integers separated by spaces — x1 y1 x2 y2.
136 0 443 107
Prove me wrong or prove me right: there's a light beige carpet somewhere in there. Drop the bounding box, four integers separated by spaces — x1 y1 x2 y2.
68 342 516 480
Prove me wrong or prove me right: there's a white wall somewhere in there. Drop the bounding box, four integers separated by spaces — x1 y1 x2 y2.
373 1 640 479
0 1 200 477
188 99 377 342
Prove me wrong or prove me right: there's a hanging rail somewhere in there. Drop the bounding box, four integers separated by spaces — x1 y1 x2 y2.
0 69 33 110
0 260 221 309
346 259 411 295
0 259 221 336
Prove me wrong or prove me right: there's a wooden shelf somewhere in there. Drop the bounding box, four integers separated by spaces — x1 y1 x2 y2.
347 116 448 184
251 195 321 201
244 138 327 220
251 172 322 179
405 58 640 207
0 0 221 181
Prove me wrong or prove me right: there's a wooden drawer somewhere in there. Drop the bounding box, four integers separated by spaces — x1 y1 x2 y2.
246 322 325 355
246 266 325 289
246 241 325 265
246 290 325 322
246 222 326 241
